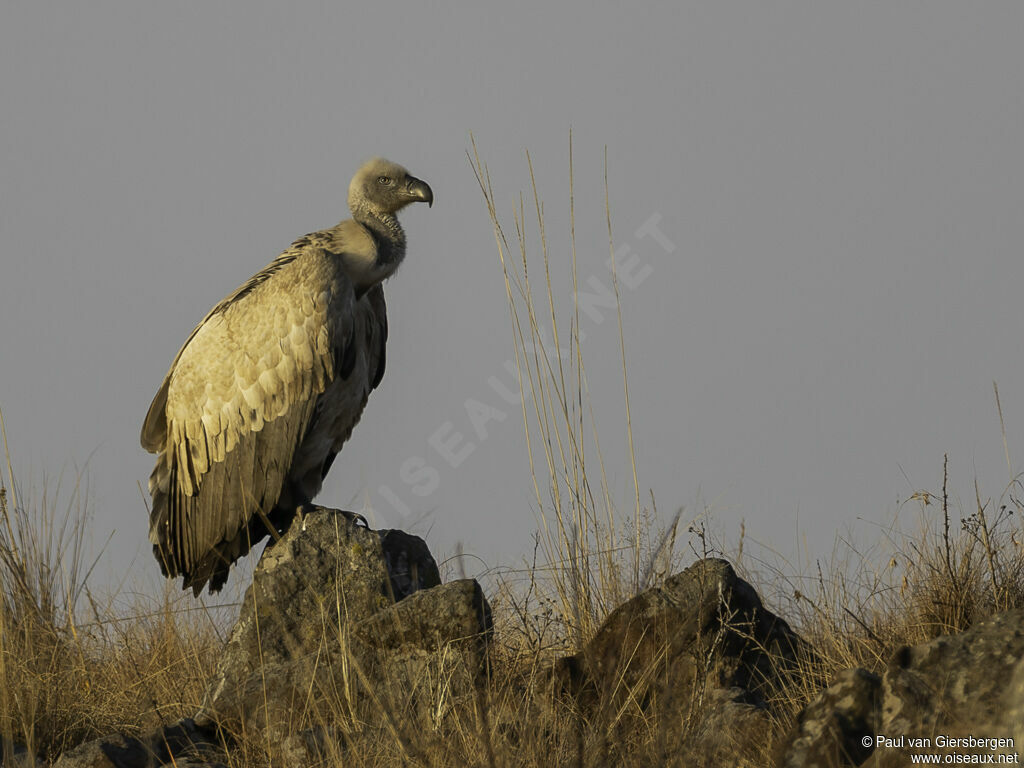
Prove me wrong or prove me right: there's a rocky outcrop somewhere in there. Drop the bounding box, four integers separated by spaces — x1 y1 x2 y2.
551 558 814 764
51 508 491 768
197 507 492 740
555 559 813 705
774 668 882 768
865 609 1024 767
45 533 1024 767
777 610 1024 767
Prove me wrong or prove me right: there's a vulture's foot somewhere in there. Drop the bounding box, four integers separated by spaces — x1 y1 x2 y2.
297 505 369 532
333 508 370 529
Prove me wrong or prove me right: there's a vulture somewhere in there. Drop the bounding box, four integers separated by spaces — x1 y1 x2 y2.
141 158 432 595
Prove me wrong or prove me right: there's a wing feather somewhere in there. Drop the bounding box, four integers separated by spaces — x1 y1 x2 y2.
141 250 300 453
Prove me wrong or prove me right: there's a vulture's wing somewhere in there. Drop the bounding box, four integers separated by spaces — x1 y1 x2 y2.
140 251 301 451
143 241 353 593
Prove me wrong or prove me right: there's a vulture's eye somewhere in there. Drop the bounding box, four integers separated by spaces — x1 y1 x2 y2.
377 176 392 186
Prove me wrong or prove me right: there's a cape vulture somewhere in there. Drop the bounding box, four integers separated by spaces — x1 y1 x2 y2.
141 158 432 595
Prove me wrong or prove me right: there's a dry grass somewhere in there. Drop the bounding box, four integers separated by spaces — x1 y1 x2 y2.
2 146 1024 766
0 410 224 763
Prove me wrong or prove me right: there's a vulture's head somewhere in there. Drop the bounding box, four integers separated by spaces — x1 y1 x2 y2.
348 158 433 218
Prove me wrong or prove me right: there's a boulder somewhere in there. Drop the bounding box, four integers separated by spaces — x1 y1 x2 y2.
548 557 813 761
779 609 1024 767
774 667 881 768
864 609 1024 766
49 719 225 768
556 558 813 707
196 507 490 737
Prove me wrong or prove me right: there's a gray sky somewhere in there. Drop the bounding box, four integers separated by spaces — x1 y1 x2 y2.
2 3 1023 594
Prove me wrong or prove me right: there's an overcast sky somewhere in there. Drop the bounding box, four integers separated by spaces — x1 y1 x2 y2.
2 3 1023 596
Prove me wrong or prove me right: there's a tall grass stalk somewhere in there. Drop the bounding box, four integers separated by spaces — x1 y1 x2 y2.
470 135 670 649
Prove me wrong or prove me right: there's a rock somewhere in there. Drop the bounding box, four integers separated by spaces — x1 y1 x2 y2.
543 558 813 762
864 609 1024 767
379 528 440 600
555 558 813 711
881 610 1024 738
351 578 492 725
354 577 491 659
50 719 225 768
1004 655 1024 753
774 668 881 768
196 507 490 736
687 687 774 767
780 610 1024 767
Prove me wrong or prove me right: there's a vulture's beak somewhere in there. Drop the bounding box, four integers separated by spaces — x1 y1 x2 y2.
406 177 433 208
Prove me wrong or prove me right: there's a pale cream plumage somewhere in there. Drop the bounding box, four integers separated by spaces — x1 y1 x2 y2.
142 158 432 594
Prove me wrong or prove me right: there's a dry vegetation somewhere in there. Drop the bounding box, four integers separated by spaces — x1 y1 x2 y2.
2 147 1024 766
0 416 225 764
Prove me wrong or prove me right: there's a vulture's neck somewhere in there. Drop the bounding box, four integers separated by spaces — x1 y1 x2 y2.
346 205 407 292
